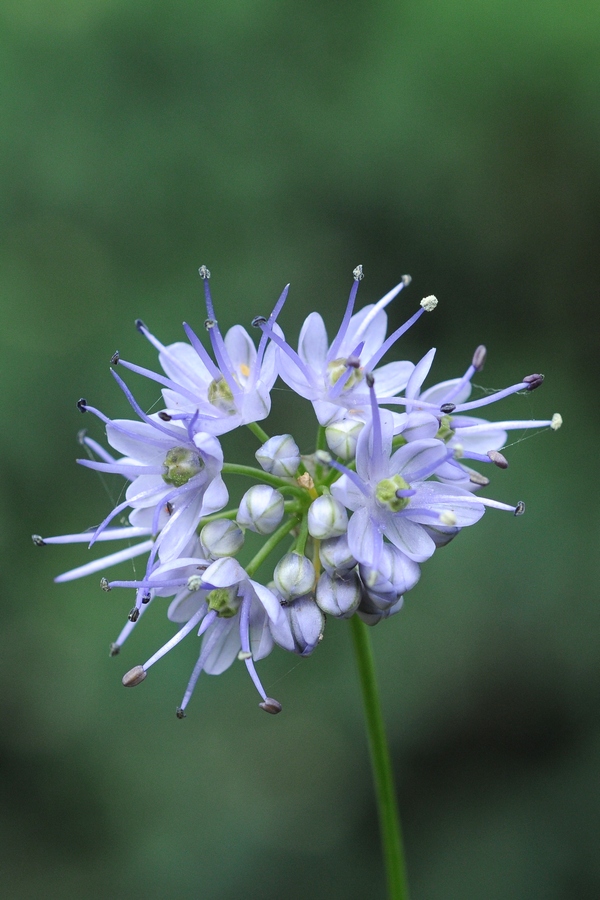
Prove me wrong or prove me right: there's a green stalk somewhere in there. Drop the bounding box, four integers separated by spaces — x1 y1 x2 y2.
222 462 305 497
245 517 298 577
349 615 409 900
246 422 271 444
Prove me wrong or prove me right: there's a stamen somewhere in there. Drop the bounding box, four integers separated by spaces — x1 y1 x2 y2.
88 484 167 547
110 351 120 365
178 620 222 713
523 374 544 390
259 698 283 715
514 501 526 516
255 283 290 369
110 369 195 441
100 578 110 592
327 271 363 359
364 305 425 371
487 450 509 469
122 665 146 686
31 535 45 546
440 403 456 414
109 643 120 657
128 607 140 622
352 277 410 346
54 539 154 583
253 318 318 389
472 345 487 371
116 356 214 410
78 433 116 464
551 413 562 430
142 604 207 671
77 398 87 413
77 459 166 478
420 295 438 312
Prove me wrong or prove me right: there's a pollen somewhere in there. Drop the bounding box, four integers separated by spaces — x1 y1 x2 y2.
239 363 251 378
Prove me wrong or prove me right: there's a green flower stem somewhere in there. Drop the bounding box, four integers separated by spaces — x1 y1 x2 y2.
245 517 299 577
246 422 271 444
221 462 305 497
349 615 409 900
314 425 327 481
292 512 309 556
197 508 240 527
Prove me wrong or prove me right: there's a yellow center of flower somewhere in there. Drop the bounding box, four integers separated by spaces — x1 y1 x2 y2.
162 447 204 487
375 475 411 511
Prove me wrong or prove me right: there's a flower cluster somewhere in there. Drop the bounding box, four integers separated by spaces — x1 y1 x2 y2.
34 266 561 716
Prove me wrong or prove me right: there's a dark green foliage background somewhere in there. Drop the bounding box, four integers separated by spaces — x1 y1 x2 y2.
1 1 598 897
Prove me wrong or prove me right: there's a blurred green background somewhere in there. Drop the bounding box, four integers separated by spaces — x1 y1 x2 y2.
1 0 598 897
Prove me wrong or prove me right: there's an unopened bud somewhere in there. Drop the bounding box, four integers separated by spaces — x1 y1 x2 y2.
472 345 487 371
259 698 282 715
273 552 316 600
316 570 361 618
122 666 146 687
488 450 509 469
325 419 364 461
307 495 348 540
255 434 301 478
420 295 438 312
237 485 284 535
319 534 357 574
200 519 244 558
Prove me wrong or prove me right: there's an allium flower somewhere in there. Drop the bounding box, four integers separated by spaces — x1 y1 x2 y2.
330 383 519 569
253 267 430 426
118 556 286 715
112 266 284 437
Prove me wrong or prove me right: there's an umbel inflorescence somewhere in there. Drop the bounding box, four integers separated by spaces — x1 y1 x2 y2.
34 266 561 717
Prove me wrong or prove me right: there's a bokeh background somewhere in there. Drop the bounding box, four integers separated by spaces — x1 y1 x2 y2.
1 1 599 897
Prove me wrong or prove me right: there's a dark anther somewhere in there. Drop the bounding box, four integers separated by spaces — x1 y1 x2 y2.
158 412 172 421
514 500 526 516
110 351 120 365
141 592 151 605
472 345 487 371
109 643 120 657
259 698 283 715
346 356 361 369
198 265 211 280
135 319 147 332
279 598 291 607
488 450 509 469
31 534 46 547
523 374 544 390
353 264 364 281
100 577 111 592
165 501 173 515
469 471 490 487
176 708 186 719
251 315 267 327
365 372 375 388
77 398 87 413
122 666 146 687
204 318 217 330
128 606 140 623
440 403 456 414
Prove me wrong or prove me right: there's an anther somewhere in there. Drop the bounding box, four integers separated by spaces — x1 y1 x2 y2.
259 698 283 715
514 501 526 516
122 665 146 687
251 315 267 327
100 577 111 592
77 398 87 413
402 274 412 286
135 319 147 332
469 471 490 487
353 265 364 281
365 372 375 388
237 650 252 660
176 707 186 719
472 345 487 372
420 295 438 312
165 501 173 515
109 643 120 657
198 265 211 280
128 607 140 622
110 351 120 365
440 403 456 414
158 411 172 421
440 510 457 526
31 534 46 546
523 374 544 390
141 592 151 605
315 449 332 464
204 318 217 330
488 450 509 469
551 413 562 431
346 355 361 369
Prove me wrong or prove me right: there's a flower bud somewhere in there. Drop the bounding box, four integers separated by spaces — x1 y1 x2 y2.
359 544 421 600
357 592 404 626
270 594 324 656
316 570 361 618
319 534 357 574
307 495 348 540
200 519 244 558
255 434 301 478
237 484 284 535
325 419 364 461
273 552 315 600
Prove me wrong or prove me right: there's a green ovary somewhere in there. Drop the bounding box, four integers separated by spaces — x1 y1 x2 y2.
162 447 204 487
375 475 411 512
207 588 240 618
208 377 236 413
327 358 363 391
435 415 455 443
